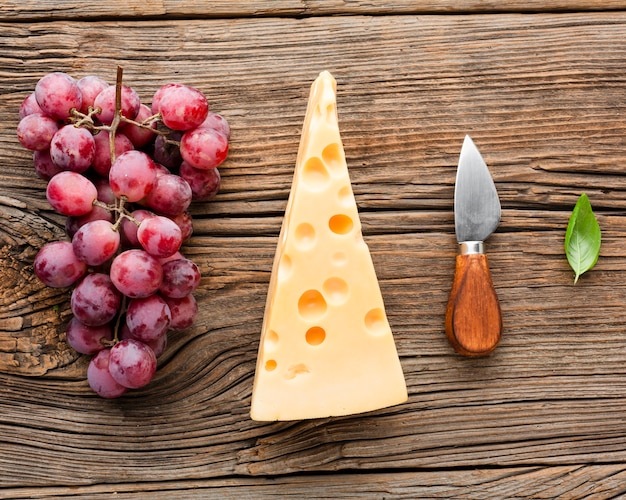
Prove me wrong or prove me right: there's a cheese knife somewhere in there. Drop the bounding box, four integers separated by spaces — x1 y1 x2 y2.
445 135 502 356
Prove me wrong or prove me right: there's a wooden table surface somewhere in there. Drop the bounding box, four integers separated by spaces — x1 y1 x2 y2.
2 1 626 498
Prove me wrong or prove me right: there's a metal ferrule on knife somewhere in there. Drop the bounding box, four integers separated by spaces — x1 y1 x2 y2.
459 241 484 255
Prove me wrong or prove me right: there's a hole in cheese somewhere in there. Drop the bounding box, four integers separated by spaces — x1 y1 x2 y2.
323 277 349 305
332 251 348 266
326 103 335 120
285 363 310 380
322 142 343 174
364 308 388 336
337 185 352 206
265 359 277 371
297 289 327 321
329 214 353 235
294 223 316 250
302 156 330 191
305 326 326 346
278 254 292 281
265 330 279 351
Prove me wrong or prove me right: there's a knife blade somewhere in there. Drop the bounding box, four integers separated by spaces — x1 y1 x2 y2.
445 135 502 356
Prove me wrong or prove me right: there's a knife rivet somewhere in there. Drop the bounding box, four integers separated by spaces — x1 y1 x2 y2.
459 241 484 255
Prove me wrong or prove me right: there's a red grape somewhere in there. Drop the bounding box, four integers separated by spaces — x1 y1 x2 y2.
179 162 221 200
146 331 167 358
169 211 193 241
164 294 198 331
158 84 209 131
180 127 228 170
120 209 153 247
33 149 63 181
151 83 183 114
19 92 44 119
76 75 108 114
65 317 112 355
137 215 182 258
72 219 120 266
159 258 200 298
154 163 171 176
50 125 96 173
91 130 134 177
66 204 114 239
16 113 59 151
35 72 82 120
93 176 117 204
109 150 157 202
152 132 183 169
124 103 157 148
126 294 171 342
46 171 97 216
94 84 141 125
110 249 163 298
143 173 192 216
33 240 87 288
108 339 157 389
120 323 168 358
199 111 231 139
71 273 121 326
87 349 128 398
158 251 184 265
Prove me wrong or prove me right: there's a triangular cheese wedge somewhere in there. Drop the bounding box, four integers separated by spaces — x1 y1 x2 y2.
250 71 407 421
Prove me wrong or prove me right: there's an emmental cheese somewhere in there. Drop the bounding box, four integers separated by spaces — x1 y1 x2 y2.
250 71 407 421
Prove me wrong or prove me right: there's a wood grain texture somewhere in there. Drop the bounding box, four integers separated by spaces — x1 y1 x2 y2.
2 1 626 20
2 8 626 497
3 466 626 499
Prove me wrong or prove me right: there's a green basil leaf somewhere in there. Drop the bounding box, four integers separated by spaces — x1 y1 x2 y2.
564 193 601 283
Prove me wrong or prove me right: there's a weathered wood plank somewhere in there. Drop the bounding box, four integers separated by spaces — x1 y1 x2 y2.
2 0 626 21
4 465 626 499
4 214 626 486
3 14 626 206
2 11 626 492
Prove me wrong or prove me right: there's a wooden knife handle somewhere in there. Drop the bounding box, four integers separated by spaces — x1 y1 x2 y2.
445 253 502 357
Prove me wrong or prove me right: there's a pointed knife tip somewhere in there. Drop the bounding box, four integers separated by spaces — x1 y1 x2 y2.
461 135 481 156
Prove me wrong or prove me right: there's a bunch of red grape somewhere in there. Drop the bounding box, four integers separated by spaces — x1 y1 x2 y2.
17 69 229 398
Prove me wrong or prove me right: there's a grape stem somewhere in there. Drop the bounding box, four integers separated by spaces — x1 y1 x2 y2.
92 196 141 231
83 69 148 231
68 68 177 148
108 67 178 152
106 294 127 345
107 67 124 163
69 68 179 347
70 106 101 128
110 196 140 231
69 107 167 137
